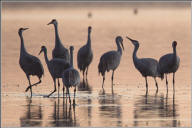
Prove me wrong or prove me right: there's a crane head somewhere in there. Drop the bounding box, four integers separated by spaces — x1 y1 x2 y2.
47 19 57 25
172 41 177 47
70 46 74 52
18 28 29 34
39 46 47 55
88 26 92 33
117 36 124 50
126 36 139 48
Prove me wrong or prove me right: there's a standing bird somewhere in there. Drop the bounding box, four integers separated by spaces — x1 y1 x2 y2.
39 46 70 97
98 36 124 90
159 41 180 92
48 19 70 94
47 19 70 62
62 46 80 104
126 36 160 93
18 28 44 97
77 26 93 79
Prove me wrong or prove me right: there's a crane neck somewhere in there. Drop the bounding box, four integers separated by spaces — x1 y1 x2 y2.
53 23 62 48
173 46 177 56
19 32 27 55
116 41 122 55
86 31 91 47
43 49 50 66
133 46 139 61
70 50 74 68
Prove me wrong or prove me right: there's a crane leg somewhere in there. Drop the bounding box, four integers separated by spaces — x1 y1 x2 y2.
83 70 85 80
67 87 71 104
166 74 168 85
73 86 76 105
165 74 168 92
47 79 56 97
111 70 115 86
102 75 105 89
173 73 175 92
145 77 148 93
25 78 41 92
58 79 60 98
74 86 76 99
86 67 89 80
26 75 32 97
154 77 158 92
63 86 65 98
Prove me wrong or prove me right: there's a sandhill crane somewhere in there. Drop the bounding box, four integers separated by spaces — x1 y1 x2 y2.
77 26 93 79
47 19 70 62
62 46 80 104
48 19 70 94
126 36 160 93
159 41 180 92
39 46 70 97
18 28 44 97
98 36 124 90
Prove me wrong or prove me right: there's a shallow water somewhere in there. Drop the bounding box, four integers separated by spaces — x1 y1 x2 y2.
2 2 191 127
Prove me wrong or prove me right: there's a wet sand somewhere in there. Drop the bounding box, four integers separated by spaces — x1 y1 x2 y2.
1 2 191 127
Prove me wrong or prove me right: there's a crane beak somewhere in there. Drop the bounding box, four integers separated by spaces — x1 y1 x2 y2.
23 28 29 31
47 21 53 25
126 36 133 41
126 36 135 45
39 49 43 55
121 41 124 50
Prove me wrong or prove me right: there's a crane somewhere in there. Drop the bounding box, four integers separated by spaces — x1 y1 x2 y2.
18 27 44 97
98 36 124 90
77 26 93 79
126 36 161 93
39 46 70 97
159 41 180 92
47 19 70 62
48 19 70 94
62 46 80 104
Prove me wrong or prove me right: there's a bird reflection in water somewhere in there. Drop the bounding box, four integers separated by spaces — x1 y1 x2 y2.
134 91 179 127
77 78 92 126
98 89 122 127
78 78 92 92
20 97 43 127
48 98 79 126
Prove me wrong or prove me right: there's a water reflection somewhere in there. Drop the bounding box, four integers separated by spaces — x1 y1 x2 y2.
134 91 179 127
77 79 92 126
78 78 92 92
20 97 43 127
48 98 79 126
98 90 122 127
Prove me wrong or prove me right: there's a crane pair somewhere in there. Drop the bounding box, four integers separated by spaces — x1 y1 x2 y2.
126 36 180 93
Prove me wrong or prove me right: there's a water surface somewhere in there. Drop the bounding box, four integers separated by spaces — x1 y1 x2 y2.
2 2 191 127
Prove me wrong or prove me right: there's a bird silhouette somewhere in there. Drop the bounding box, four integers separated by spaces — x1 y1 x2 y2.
62 46 80 104
19 28 44 97
126 36 161 93
98 36 124 91
47 19 70 62
39 46 70 97
77 26 93 80
159 41 180 92
48 19 70 95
